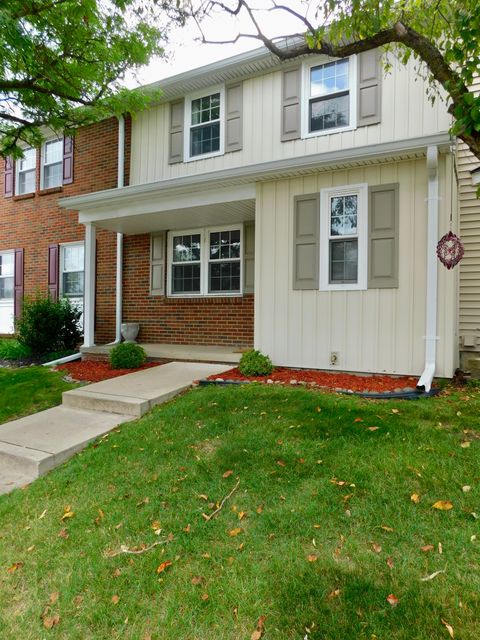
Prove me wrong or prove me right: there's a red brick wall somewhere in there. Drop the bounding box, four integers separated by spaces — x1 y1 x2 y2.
121 234 254 347
0 117 125 342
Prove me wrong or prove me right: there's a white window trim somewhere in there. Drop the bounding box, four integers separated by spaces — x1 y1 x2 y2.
319 183 368 291
301 55 357 139
40 137 63 190
167 224 243 298
15 147 36 195
0 250 14 301
183 85 225 162
59 241 85 299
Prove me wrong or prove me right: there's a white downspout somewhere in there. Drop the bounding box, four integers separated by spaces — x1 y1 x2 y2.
109 115 125 344
417 145 439 393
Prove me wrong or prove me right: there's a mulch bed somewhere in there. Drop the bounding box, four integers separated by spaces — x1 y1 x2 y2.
207 367 419 394
57 360 160 383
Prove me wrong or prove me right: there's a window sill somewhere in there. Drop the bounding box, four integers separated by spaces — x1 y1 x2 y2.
13 193 35 201
39 186 63 196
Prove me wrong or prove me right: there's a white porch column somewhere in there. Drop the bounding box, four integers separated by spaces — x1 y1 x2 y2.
83 222 96 347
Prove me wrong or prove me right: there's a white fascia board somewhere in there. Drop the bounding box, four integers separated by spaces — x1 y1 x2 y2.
60 132 451 215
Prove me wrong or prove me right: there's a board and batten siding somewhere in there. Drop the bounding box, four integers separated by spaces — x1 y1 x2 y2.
254 157 457 377
130 57 451 186
457 77 480 352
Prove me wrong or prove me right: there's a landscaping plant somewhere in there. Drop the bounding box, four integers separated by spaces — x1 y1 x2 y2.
16 295 82 356
109 342 146 369
238 349 273 377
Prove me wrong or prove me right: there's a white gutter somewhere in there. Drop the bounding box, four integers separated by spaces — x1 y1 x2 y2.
42 352 81 367
417 145 439 393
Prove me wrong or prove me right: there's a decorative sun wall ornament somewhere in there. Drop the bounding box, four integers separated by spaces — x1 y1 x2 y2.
436 231 464 269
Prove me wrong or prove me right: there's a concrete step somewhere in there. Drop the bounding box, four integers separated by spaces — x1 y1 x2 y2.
0 406 132 481
62 361 232 417
0 469 36 496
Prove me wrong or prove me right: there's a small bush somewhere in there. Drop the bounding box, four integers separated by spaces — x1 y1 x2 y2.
0 339 32 361
16 295 82 356
238 349 273 377
110 342 146 369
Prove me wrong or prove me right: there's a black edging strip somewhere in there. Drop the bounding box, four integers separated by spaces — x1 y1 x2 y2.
198 379 442 399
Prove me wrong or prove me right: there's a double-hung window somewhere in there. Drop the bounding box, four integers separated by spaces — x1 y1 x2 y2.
42 138 63 189
168 225 242 296
60 243 84 299
16 147 36 195
320 184 368 291
0 252 14 301
303 57 356 137
185 87 224 161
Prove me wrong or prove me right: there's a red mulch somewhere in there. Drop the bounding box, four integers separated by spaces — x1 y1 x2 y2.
207 367 419 394
57 360 160 383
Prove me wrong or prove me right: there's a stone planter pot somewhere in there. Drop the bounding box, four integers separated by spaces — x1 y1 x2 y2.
121 322 140 343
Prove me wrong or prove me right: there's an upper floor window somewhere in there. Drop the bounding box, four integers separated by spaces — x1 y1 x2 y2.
302 57 357 138
16 147 36 195
185 87 224 161
42 138 63 189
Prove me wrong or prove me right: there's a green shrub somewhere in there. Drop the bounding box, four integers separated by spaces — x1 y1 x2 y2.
110 342 146 369
0 339 32 361
238 349 273 377
16 295 82 356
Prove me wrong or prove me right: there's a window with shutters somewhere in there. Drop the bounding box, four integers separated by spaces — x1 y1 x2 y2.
60 243 84 299
319 184 368 291
302 57 357 138
0 252 14 300
41 138 63 189
167 225 242 297
15 147 36 195
184 86 225 161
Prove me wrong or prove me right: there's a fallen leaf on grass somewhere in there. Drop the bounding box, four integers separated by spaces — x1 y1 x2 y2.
387 557 394 569
191 575 205 586
183 524 191 533
136 497 149 507
354 417 363 423
367 426 380 432
61 506 74 521
432 501 453 511
201 593 209 601
391 409 400 414
276 460 286 467
111 595 120 605
460 441 470 448
49 592 59 604
228 528 243 537
411 493 421 504
58 528 69 539
38 509 47 519
251 615 266 640
307 555 317 562
256 505 263 514
43 614 60 629
238 511 247 520
441 619 454 638
7 562 24 573
420 569 445 582
381 525 394 532
462 485 471 493
94 509 105 525
198 494 209 501
386 594 399 607
421 544 434 552
327 588 341 599
156 561 173 574
371 543 382 553
438 542 443 554
222 470 233 478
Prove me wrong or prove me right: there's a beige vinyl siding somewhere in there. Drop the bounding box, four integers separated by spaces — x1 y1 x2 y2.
254 156 457 377
130 57 451 186
457 77 480 350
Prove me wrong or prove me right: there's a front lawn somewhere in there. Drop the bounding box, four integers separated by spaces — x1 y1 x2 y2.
0 366 79 425
0 384 478 639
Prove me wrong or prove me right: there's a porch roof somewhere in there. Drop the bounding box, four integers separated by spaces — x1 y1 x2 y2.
59 132 450 233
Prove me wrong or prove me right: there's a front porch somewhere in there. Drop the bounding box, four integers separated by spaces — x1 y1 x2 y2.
81 342 244 365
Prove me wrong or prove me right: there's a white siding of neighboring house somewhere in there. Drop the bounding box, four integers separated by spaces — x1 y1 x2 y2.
457 78 480 355
130 56 452 186
254 156 457 377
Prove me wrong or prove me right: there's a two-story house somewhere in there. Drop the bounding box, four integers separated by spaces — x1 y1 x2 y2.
4 44 470 389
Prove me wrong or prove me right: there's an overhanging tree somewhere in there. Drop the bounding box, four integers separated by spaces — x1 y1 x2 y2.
189 0 480 160
0 0 186 156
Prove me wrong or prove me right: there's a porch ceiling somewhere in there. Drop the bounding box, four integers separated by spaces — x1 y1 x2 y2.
94 198 255 234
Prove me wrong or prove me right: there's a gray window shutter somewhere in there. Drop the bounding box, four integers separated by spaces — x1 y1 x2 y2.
357 50 381 127
226 83 243 152
368 183 399 288
150 233 165 295
281 66 301 142
243 222 255 293
293 194 319 290
169 100 184 164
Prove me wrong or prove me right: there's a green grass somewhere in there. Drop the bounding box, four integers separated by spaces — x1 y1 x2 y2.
0 338 32 361
0 384 479 639
0 367 79 424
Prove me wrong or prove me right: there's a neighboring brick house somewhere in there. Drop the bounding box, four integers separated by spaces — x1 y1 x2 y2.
0 117 130 342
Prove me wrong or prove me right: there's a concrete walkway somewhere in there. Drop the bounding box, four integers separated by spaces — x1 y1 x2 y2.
0 361 231 495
